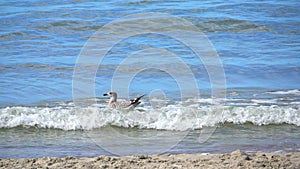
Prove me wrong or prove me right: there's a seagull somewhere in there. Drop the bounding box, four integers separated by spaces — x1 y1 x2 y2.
103 92 145 110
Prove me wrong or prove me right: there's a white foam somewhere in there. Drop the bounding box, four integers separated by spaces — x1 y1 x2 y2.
291 102 300 105
251 99 277 104
222 105 300 126
267 89 300 95
0 104 299 131
185 98 226 105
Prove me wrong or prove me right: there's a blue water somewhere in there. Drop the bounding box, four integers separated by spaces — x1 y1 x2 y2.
0 0 300 158
1 0 299 106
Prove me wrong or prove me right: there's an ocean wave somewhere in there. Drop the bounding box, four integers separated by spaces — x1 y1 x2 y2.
266 89 300 96
195 18 273 33
0 105 299 131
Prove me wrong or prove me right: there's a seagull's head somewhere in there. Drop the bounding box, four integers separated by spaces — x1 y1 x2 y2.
103 91 117 98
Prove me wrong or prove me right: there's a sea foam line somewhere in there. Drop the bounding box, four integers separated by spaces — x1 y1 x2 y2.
0 105 299 131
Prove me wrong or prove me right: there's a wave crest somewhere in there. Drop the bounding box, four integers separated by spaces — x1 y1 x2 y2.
0 105 299 131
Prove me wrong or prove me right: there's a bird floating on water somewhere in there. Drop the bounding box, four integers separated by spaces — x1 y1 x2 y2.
103 92 145 110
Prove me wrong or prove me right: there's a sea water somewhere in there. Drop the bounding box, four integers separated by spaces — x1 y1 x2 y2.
0 0 299 158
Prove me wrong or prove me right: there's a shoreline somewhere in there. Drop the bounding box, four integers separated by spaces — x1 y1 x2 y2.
1 150 299 169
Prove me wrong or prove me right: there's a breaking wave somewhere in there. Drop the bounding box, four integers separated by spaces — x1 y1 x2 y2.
0 104 299 131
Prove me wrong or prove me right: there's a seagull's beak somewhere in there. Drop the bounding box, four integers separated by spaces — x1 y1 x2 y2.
103 93 108 96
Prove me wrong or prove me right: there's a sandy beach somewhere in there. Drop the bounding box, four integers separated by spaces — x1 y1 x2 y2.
1 150 299 169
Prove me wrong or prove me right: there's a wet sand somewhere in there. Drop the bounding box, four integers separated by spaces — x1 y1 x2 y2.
1 150 299 169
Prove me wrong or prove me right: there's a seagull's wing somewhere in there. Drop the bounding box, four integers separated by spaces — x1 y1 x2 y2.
110 95 145 110
128 94 145 108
